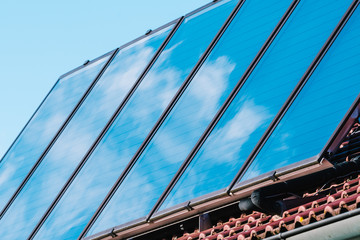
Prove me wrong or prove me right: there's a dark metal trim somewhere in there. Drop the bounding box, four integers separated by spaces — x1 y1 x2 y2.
85 155 324 240
0 49 118 222
131 215 200 240
184 0 232 18
82 217 148 240
58 50 115 80
151 188 228 221
58 17 178 80
147 0 300 221
231 155 321 193
319 94 360 161
26 18 183 240
227 0 360 193
80 0 243 238
152 154 321 222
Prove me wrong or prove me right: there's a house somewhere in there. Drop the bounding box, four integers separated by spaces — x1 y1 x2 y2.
0 0 359 239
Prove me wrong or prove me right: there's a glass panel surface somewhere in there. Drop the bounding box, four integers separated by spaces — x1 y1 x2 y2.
0 56 109 212
160 0 353 209
0 26 172 239
87 0 292 235
34 1 236 239
242 5 360 181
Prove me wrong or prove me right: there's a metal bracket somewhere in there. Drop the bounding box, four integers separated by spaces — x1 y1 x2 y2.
269 171 280 182
184 201 193 211
109 228 117 238
323 151 334 161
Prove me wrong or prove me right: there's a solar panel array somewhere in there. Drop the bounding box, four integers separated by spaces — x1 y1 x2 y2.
0 0 359 239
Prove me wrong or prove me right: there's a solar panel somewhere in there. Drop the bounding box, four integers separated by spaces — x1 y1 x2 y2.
85 0 295 235
84 0 240 236
0 25 172 239
159 0 353 211
33 1 237 239
0 53 110 213
241 3 360 183
1 0 359 239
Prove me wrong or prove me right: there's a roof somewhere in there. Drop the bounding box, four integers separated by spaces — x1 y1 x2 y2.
129 121 360 240
0 0 359 239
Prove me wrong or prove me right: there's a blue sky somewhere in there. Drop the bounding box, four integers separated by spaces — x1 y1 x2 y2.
0 0 209 157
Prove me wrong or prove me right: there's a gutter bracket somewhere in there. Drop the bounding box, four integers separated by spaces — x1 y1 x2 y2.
269 171 280 182
184 201 193 211
109 228 117 238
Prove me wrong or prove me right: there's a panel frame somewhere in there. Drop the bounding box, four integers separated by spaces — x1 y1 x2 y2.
0 50 113 165
80 0 242 239
80 1 360 239
58 52 113 82
139 2 360 236
149 0 300 222
0 49 116 221
26 18 181 240
230 100 360 199
320 98 360 160
229 0 360 193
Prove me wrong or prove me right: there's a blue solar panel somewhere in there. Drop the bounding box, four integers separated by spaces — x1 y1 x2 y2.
86 0 293 235
34 1 237 239
159 0 353 210
0 26 172 239
241 3 360 182
1 0 359 239
0 55 110 213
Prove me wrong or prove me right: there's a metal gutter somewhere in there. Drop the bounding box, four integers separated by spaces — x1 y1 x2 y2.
266 208 360 240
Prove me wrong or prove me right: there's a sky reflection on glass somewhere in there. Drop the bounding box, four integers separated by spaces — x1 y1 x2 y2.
242 5 360 182
160 0 353 209
87 0 238 235
32 7 227 237
0 27 171 239
0 56 109 213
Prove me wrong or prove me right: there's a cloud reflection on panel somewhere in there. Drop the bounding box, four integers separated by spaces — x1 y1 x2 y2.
240 0 356 183
161 99 272 209
87 56 235 235
88 0 295 234
151 57 235 166
0 29 171 240
35 34 233 239
33 18 224 237
79 1 241 236
161 0 354 210
0 57 108 212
